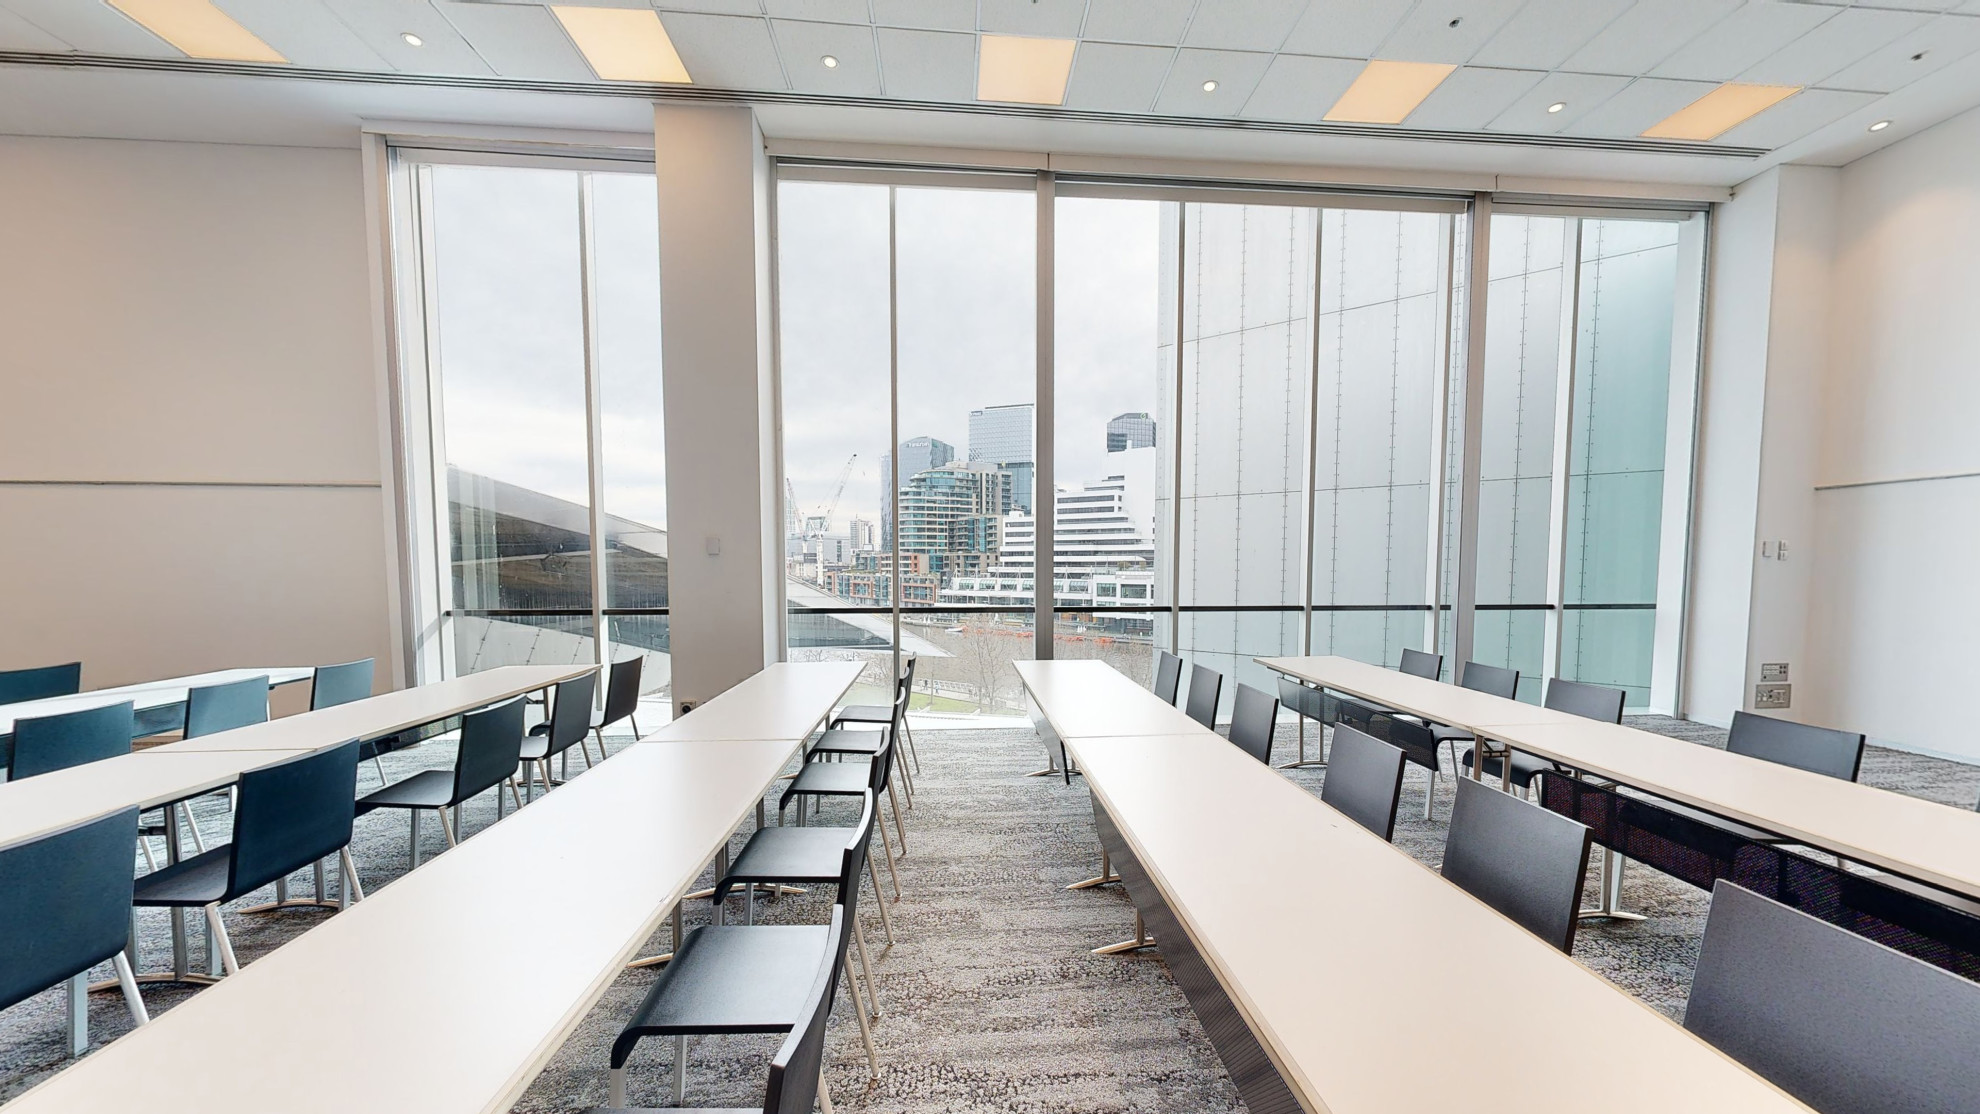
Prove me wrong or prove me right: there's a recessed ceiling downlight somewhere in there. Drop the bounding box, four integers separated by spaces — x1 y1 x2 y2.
402 32 422 46
1869 119 1891 132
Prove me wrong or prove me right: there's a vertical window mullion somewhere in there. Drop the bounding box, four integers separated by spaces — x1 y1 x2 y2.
578 173 610 682
1298 210 1324 655
1168 203 1187 655
1034 172 1056 658
1423 212 1458 660
888 186 901 682
1541 219 1584 685
1451 195 1493 684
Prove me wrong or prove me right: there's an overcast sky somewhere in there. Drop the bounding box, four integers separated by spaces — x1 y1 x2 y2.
430 168 1161 539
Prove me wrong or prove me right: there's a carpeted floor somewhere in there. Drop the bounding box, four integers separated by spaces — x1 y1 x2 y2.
1 716 1975 1110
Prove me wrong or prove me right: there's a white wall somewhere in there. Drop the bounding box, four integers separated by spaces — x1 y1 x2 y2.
0 136 395 700
1803 105 1980 760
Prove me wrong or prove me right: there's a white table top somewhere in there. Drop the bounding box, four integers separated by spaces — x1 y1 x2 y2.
0 667 316 738
1 736 801 1114
641 661 864 743
1012 659 1202 739
1264 656 1980 901
1071 731 1809 1114
0 749 314 852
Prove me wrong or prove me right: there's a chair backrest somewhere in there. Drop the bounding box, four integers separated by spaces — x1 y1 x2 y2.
763 906 847 1114
1544 677 1625 724
1184 664 1223 728
1321 724 1407 842
185 675 269 738
1374 709 1440 774
1442 777 1590 953
11 701 134 780
1227 683 1278 765
0 662 82 705
1153 651 1183 705
1457 661 1519 700
1397 648 1443 680
1686 880 1980 1114
452 699 527 804
310 658 374 711
600 655 645 729
1727 710 1864 782
543 670 599 756
1275 676 1330 723
0 808 141 1013
838 791 877 910
226 741 361 901
863 730 896 796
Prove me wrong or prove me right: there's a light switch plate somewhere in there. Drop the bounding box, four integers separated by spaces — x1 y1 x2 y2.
1754 682 1791 710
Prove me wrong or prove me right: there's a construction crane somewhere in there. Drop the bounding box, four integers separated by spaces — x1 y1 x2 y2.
790 454 858 540
811 453 857 539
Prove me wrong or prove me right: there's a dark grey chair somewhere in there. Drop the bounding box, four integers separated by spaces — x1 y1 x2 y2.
782 731 905 899
1398 648 1442 680
1227 683 1278 765
1153 651 1183 705
10 700 134 780
185 675 269 738
357 699 525 868
520 669 598 797
1686 880 1980 1114
1320 724 1406 842
312 658 381 782
831 655 920 777
0 809 149 1055
589 654 646 763
1728 710 1864 781
131 741 364 975
1183 663 1222 729
1429 660 1519 773
814 671 914 804
1341 700 1443 820
0 662 81 705
1442 777 1591 953
1465 677 1625 794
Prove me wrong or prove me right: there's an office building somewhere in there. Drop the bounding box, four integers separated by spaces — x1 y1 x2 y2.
8 5 1980 1112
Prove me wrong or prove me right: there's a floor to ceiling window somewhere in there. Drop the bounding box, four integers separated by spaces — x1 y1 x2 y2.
391 150 669 706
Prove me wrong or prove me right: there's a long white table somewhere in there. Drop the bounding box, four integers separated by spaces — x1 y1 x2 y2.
1018 659 1810 1114
0 667 315 753
2 660 862 1114
1261 655 1980 901
642 660 865 743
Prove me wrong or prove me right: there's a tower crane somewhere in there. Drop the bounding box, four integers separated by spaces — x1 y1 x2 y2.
811 453 857 539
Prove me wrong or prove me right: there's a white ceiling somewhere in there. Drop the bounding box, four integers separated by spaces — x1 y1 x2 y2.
2 0 1979 185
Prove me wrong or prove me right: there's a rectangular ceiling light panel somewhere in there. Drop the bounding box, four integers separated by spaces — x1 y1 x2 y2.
1642 82 1800 140
552 6 692 83
106 0 286 62
1324 59 1457 124
977 34 1077 104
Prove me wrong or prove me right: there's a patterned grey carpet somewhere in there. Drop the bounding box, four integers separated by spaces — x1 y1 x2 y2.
1 717 1975 1109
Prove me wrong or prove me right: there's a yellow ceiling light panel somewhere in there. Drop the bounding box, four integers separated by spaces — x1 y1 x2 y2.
1643 83 1800 141
552 6 692 84
977 34 1077 105
1324 60 1456 124
106 0 285 63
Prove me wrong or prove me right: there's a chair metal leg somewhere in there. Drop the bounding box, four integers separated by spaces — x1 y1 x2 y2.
371 754 388 785
341 846 365 904
885 779 908 856
865 849 896 947
180 802 207 855
818 1073 835 1114
112 953 148 1026
673 1034 687 1105
410 808 423 869
1424 769 1436 820
204 904 240 976
1095 909 1158 955
875 807 903 901
608 1066 626 1109
901 715 921 776
66 973 88 1056
853 913 882 1018
440 806 460 848
137 834 158 873
843 957 880 1079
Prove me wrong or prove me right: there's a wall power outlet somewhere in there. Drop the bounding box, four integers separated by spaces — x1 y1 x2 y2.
1754 683 1792 710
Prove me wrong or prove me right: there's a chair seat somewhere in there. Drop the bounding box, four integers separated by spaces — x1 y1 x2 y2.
808 728 887 758
714 827 849 904
1431 722 1473 743
1461 747 1554 790
780 760 871 810
520 736 552 761
832 705 892 725
132 846 231 907
356 769 453 813
619 925 830 1037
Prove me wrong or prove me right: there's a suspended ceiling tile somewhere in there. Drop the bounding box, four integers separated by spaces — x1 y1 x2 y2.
216 0 389 71
1650 1 1836 82
1484 70 1632 133
1715 86 1876 147
654 0 772 15
1375 0 1528 65
773 19 881 95
1237 53 1363 122
1152 46 1271 115
1083 0 1194 46
2 0 183 56
0 5 68 51
874 26 975 100
1564 76 1717 137
1469 0 1632 71
1823 13 1980 92
1279 0 1413 59
763 0 872 23
978 0 1086 38
435 2 592 81
1182 0 1308 52
871 0 974 32
1564 0 1738 76
317 0 493 75
1862 0 1962 8
1405 66 1546 131
1063 41 1173 113
662 12 789 90
1741 6 1925 88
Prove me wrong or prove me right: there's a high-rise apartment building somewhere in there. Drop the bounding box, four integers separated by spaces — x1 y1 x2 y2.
968 403 1035 512
1106 412 1156 452
880 435 957 547
895 460 1012 581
